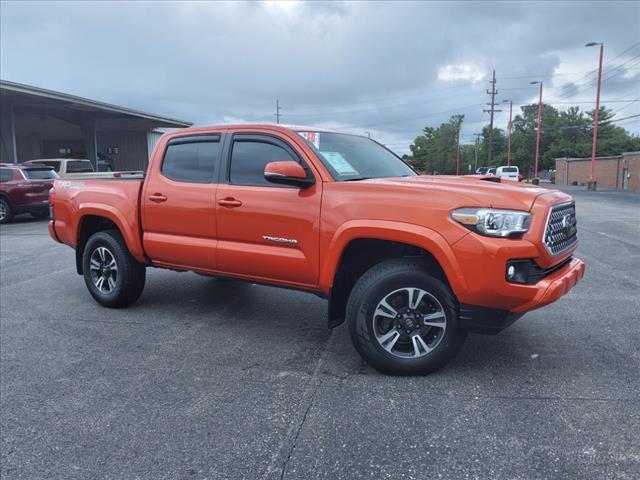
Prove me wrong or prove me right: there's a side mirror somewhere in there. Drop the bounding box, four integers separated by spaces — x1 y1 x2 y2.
264 161 315 188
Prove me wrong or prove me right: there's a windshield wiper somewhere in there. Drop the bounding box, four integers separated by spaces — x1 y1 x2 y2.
342 177 372 182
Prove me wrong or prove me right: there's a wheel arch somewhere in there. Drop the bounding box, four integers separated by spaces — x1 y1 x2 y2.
322 221 468 329
75 207 145 274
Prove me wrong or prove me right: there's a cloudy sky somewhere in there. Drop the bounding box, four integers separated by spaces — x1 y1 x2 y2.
1 0 639 154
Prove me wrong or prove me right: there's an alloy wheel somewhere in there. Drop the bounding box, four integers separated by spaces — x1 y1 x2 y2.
89 246 118 293
373 287 447 358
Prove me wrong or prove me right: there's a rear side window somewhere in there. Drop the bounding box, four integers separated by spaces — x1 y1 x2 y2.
230 140 297 186
66 161 94 173
162 136 220 183
23 169 59 180
0 168 14 182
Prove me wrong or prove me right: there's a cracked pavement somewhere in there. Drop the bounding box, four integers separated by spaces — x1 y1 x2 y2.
1 187 639 479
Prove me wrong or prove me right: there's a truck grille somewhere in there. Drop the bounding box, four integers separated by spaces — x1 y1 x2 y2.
544 203 578 255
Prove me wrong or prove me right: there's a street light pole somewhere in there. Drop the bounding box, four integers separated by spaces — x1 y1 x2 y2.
504 99 513 167
455 127 461 175
586 42 604 191
530 81 543 184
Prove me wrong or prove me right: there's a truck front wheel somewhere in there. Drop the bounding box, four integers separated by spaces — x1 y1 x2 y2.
82 230 146 308
346 259 466 375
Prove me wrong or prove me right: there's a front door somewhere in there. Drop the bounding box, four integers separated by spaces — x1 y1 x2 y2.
215 133 321 287
142 134 222 271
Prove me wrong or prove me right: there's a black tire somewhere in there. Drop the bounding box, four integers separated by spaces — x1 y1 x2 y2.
346 258 466 376
82 229 146 308
0 198 13 224
31 211 49 219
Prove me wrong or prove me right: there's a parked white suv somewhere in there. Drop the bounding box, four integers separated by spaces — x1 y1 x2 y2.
496 166 519 181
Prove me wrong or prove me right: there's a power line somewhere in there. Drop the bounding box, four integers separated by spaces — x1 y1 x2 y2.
568 40 640 85
611 100 640 116
550 52 640 101
283 83 476 115
511 99 638 106
283 91 476 117
342 103 484 129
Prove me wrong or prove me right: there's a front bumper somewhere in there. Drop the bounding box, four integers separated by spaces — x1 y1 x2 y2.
510 257 585 313
458 257 585 334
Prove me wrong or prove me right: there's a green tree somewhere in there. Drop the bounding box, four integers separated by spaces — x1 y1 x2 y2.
409 103 639 176
481 126 507 166
509 104 559 171
546 106 591 160
588 107 640 156
410 115 464 174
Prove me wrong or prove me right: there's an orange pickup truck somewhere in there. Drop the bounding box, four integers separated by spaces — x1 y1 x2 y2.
49 124 585 375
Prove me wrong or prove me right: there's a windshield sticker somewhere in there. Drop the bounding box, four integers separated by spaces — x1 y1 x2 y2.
298 131 320 149
321 152 358 175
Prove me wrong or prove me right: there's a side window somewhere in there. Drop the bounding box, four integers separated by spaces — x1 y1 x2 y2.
161 137 220 183
230 140 297 186
0 168 13 182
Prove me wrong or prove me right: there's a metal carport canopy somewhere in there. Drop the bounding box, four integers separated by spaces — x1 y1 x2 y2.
0 79 192 128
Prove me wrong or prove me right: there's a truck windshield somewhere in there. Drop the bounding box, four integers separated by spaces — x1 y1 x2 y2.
297 131 415 181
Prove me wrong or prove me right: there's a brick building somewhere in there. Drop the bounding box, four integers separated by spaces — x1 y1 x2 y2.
555 151 640 192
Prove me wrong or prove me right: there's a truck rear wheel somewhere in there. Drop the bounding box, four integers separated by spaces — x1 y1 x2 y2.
82 230 146 308
346 259 466 375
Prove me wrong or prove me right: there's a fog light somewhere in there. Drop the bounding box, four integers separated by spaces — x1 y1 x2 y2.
505 260 532 284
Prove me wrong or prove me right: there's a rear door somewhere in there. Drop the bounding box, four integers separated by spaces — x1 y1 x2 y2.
20 168 58 205
141 134 222 271
215 133 322 286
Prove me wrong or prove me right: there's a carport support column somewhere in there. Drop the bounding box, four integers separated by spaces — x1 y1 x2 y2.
81 117 98 169
0 102 18 163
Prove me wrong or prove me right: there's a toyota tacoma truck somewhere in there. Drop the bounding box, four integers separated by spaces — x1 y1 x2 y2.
48 124 585 375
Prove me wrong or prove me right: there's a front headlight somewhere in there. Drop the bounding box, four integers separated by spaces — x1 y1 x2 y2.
451 208 531 237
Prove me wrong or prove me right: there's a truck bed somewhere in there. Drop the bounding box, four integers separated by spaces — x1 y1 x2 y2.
51 177 147 262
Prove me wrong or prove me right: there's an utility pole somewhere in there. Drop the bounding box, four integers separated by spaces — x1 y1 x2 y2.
473 133 482 172
483 70 500 165
275 99 281 124
586 42 604 191
455 127 461 175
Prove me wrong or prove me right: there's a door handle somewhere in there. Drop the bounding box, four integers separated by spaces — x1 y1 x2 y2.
149 193 167 202
217 197 243 208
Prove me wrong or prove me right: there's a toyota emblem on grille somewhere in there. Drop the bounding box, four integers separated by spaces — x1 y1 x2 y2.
561 214 576 237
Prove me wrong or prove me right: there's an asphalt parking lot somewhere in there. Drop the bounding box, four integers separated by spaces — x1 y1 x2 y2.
1 187 639 480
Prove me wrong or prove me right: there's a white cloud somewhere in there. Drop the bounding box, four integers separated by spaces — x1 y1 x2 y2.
437 64 486 83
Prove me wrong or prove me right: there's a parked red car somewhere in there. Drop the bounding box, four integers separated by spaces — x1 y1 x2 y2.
0 163 58 223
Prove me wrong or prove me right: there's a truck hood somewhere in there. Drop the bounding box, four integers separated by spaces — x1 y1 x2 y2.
361 175 550 211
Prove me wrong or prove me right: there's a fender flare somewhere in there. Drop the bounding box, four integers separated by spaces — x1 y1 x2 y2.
319 219 468 296
74 203 146 263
